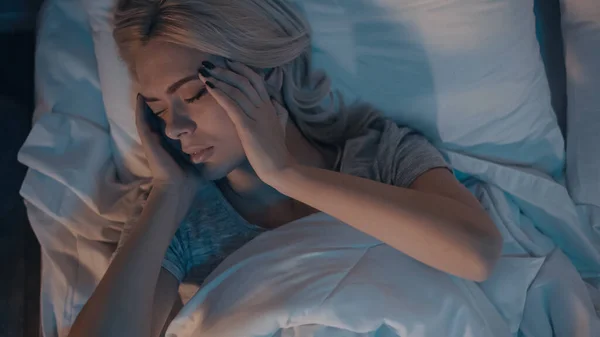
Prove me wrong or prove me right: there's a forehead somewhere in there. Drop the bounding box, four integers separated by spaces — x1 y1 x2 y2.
134 41 212 93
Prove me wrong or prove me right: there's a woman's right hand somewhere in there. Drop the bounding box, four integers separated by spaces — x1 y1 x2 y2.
136 94 202 188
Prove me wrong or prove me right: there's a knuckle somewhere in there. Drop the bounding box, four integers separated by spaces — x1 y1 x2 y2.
230 86 244 98
221 85 234 97
248 70 261 81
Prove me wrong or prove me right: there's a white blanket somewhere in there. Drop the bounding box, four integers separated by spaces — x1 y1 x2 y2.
166 210 598 337
167 212 515 337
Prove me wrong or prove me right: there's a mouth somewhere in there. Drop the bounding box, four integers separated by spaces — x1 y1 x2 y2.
185 146 215 164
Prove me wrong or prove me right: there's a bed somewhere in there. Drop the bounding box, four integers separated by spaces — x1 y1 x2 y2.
18 0 600 336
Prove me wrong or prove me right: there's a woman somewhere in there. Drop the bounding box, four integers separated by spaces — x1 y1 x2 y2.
69 1 502 336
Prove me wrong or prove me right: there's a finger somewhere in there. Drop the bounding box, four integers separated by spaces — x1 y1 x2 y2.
136 94 164 143
226 60 270 102
204 82 254 126
201 62 262 107
200 74 257 121
136 94 154 136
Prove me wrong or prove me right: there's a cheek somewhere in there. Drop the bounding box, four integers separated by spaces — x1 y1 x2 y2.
189 100 241 143
219 115 240 139
218 118 244 154
212 111 245 156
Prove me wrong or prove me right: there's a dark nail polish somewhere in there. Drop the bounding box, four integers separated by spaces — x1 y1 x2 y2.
202 61 215 70
206 81 215 89
198 68 211 78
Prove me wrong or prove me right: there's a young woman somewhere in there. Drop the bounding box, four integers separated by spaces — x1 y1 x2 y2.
69 1 502 336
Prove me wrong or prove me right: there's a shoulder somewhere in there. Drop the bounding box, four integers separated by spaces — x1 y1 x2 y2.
338 115 449 187
176 182 263 242
165 181 262 274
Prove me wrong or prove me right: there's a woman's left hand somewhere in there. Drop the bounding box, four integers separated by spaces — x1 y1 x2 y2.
199 60 293 184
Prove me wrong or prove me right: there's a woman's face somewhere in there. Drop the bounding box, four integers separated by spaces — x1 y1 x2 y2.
135 41 245 180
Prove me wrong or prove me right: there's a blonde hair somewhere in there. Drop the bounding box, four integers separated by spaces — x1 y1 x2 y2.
113 0 379 153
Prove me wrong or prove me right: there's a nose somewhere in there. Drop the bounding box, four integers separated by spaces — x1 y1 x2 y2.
164 104 197 140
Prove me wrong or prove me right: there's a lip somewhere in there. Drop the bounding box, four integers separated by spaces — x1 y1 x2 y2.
185 146 214 164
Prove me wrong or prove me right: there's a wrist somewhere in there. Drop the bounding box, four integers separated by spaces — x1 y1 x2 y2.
146 181 198 230
264 164 301 193
151 178 199 201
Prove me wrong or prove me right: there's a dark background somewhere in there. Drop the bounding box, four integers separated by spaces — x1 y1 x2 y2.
1 1 43 337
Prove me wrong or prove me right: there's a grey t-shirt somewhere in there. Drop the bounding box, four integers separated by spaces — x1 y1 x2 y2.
118 116 449 284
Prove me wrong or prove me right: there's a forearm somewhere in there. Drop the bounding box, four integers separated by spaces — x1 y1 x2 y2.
69 182 196 337
269 165 499 281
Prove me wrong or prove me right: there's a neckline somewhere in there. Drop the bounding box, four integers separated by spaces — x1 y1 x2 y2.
211 181 326 232
211 182 268 232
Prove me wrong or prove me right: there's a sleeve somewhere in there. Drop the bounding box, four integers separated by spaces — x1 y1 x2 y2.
161 227 190 283
385 122 450 187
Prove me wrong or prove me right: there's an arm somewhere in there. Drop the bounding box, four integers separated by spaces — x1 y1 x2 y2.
267 167 502 282
196 61 501 281
68 182 196 337
151 269 181 337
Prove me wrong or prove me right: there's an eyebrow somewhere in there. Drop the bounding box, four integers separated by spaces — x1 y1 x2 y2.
142 74 200 102
167 74 200 94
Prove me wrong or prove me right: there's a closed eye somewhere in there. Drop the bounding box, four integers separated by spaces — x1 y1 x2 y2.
184 88 208 104
145 100 166 116
154 109 166 116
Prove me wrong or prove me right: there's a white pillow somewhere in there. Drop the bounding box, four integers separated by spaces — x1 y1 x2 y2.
82 0 151 184
296 0 564 175
561 0 600 217
83 0 563 179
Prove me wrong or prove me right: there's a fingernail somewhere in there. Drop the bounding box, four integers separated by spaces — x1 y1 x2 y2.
198 68 211 78
206 81 215 89
202 61 215 70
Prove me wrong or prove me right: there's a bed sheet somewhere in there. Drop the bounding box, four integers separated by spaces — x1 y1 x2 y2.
18 0 600 336
18 1 150 336
561 0 600 272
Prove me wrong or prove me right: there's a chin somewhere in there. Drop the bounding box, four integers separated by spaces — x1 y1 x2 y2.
195 158 244 181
